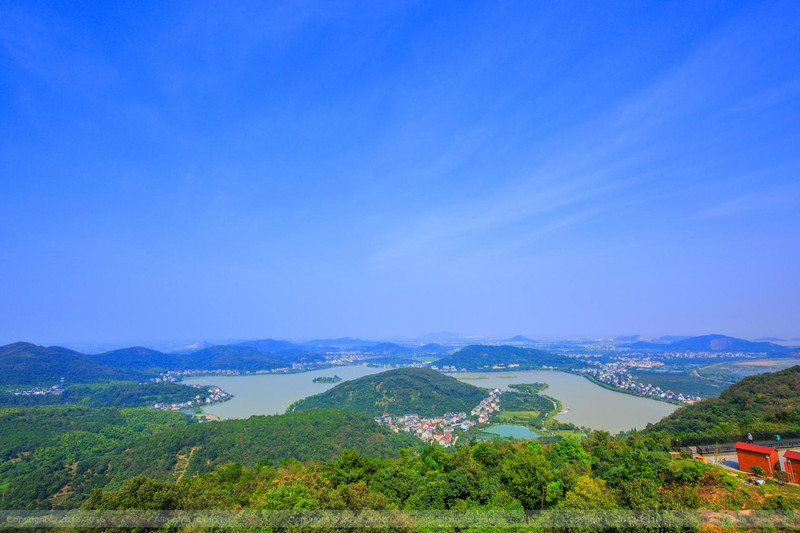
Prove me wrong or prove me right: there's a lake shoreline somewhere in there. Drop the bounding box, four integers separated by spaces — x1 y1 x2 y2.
181 366 677 433
448 370 677 433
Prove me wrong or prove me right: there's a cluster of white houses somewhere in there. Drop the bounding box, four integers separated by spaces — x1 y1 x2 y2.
375 389 503 447
471 388 501 423
9 379 64 396
151 385 232 411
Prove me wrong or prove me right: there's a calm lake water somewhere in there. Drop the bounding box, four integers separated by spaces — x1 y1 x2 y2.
448 371 677 433
484 424 541 439
182 365 384 419
184 367 677 433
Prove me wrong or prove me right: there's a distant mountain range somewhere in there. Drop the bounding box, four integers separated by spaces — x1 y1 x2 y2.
289 367 486 417
629 334 793 355
409 332 466 343
0 339 444 386
613 335 640 342
3 333 796 387
506 335 538 343
652 335 693 343
234 338 297 352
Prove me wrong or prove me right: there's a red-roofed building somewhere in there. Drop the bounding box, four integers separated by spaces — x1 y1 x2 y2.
784 450 800 484
734 442 779 475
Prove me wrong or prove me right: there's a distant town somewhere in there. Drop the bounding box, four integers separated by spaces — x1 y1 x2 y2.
577 359 703 403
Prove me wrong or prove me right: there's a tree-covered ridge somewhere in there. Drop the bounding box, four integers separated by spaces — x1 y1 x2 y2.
288 368 487 417
0 342 142 386
120 409 421 480
0 342 325 385
88 347 184 371
648 365 800 439
0 407 189 508
84 432 800 524
0 381 207 408
0 407 418 509
433 345 587 371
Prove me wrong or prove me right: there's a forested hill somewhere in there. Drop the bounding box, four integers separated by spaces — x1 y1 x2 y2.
0 342 322 385
0 407 419 509
647 365 800 440
433 345 586 371
88 347 183 371
0 342 141 385
288 367 486 417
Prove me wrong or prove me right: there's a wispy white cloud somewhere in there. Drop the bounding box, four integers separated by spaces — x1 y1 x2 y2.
367 3 800 267
698 180 800 219
728 79 800 114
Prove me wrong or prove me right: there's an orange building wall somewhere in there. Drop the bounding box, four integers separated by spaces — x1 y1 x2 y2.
736 449 779 475
786 459 800 484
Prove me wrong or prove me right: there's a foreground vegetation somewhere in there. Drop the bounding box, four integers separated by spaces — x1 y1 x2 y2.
0 407 419 509
84 433 800 530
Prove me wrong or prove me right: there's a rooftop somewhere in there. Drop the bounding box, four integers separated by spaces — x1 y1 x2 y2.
733 442 777 455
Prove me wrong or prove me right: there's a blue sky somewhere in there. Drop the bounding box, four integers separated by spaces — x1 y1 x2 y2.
1 1 798 345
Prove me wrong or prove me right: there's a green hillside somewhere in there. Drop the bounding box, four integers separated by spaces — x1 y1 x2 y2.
433 345 586 371
0 342 140 386
648 365 800 441
0 407 418 509
289 367 487 417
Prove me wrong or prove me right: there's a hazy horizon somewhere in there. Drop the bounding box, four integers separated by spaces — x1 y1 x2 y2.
2 2 798 344
5 331 800 354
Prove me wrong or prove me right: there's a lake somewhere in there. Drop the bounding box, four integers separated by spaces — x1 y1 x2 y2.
182 365 384 419
448 371 677 433
183 367 677 433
